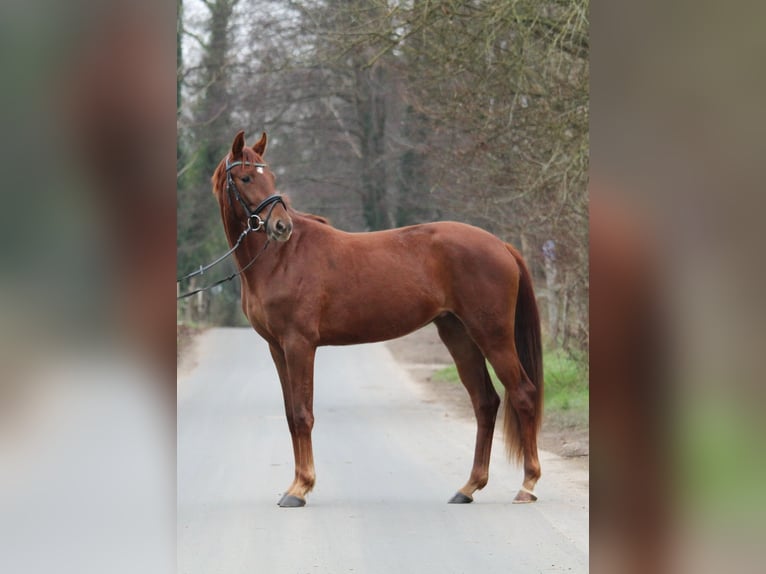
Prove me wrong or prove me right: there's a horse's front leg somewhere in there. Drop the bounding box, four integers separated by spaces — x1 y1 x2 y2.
270 340 316 508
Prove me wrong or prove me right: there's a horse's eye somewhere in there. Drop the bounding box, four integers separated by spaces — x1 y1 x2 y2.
241 176 251 183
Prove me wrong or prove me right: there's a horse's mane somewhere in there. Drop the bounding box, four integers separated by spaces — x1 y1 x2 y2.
293 210 331 226
277 194 332 226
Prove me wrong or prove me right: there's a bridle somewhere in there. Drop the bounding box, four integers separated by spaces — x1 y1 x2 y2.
225 158 286 232
176 158 288 300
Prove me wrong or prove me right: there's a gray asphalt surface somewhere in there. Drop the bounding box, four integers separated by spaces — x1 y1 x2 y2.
178 328 588 574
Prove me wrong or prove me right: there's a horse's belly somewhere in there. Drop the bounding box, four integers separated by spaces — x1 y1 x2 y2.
318 290 442 345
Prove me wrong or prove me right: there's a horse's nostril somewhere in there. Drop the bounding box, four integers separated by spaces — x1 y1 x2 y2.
276 221 286 232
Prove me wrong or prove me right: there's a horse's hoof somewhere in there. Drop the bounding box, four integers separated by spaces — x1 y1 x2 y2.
448 492 473 504
512 489 538 504
277 494 306 508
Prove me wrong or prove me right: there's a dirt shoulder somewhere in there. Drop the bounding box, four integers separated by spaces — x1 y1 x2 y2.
385 323 589 462
177 323 205 379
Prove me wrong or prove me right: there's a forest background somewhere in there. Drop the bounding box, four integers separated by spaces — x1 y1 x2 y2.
176 0 589 367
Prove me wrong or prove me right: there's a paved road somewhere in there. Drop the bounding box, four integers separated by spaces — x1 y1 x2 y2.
178 328 588 574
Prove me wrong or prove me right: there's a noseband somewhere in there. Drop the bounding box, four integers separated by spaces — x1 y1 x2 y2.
226 159 286 232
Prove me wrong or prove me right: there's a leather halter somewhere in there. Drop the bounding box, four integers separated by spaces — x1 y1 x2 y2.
225 159 286 231
176 159 287 299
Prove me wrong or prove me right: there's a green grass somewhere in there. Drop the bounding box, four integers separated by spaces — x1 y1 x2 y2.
676 397 766 523
432 348 589 415
542 349 589 413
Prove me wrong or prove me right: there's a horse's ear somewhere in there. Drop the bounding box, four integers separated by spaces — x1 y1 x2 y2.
230 130 246 158
252 132 268 156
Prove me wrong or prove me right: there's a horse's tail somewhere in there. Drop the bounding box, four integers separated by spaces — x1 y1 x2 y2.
503 244 544 463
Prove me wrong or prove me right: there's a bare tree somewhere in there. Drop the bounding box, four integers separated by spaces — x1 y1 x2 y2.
177 0 589 353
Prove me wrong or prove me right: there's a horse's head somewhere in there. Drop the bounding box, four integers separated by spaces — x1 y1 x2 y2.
213 130 293 242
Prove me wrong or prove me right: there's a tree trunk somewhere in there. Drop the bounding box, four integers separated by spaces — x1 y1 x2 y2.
355 62 389 230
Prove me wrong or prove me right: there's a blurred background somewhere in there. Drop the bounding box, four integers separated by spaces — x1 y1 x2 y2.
0 1 175 573
591 1 766 572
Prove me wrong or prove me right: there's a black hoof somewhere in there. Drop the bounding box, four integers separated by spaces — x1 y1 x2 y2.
277 494 306 508
448 492 473 504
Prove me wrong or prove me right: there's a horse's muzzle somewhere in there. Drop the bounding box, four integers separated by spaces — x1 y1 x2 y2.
269 219 293 242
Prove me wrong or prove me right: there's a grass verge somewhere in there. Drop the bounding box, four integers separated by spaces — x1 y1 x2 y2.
432 348 588 418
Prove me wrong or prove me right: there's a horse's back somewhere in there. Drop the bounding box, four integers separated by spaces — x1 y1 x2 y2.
342 220 509 257
387 221 518 281
329 220 518 288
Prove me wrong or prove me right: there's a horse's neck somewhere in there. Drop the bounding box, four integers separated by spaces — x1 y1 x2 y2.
225 208 332 275
216 200 266 271
223 219 251 249
233 221 270 263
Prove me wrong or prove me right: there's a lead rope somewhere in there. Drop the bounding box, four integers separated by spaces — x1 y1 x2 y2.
176 220 259 284
177 238 271 300
177 199 282 300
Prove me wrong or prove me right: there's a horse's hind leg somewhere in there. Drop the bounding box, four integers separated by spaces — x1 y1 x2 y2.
435 314 501 503
481 341 542 503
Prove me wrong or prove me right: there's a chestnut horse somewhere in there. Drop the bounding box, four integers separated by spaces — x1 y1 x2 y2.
212 130 544 507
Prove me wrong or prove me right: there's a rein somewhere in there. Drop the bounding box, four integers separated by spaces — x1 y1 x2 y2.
176 159 286 300
176 239 271 300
